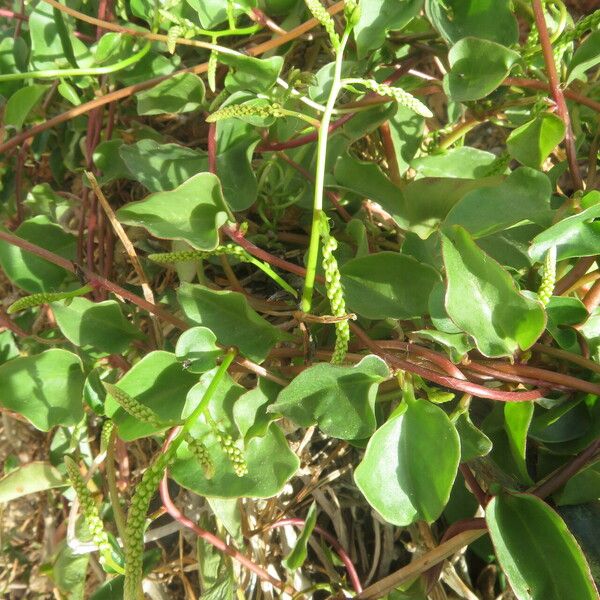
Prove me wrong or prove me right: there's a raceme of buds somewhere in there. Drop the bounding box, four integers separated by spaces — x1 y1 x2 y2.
215 430 248 477
206 101 285 123
360 79 433 118
103 383 164 429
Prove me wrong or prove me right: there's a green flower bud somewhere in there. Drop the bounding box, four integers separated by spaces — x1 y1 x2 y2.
215 430 248 477
185 434 215 479
206 101 285 123
167 26 182 54
538 246 557 308
305 0 340 49
103 383 164 429
360 79 433 118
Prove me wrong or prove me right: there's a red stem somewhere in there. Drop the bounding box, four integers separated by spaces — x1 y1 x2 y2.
267 518 363 593
583 278 600 314
208 121 217 175
378 122 402 186
554 256 597 295
159 430 294 594
531 0 582 191
459 465 489 508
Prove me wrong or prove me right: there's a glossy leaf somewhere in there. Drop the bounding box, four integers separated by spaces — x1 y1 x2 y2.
175 326 223 374
5 84 49 130
104 351 198 440
340 252 441 320
119 140 209 192
412 146 498 179
486 492 598 600
529 193 600 262
555 462 600 506
116 173 229 251
0 462 66 502
444 37 519 102
178 283 286 363
269 355 390 441
443 167 552 238
455 412 492 461
221 54 283 94
442 226 546 357
0 349 84 430
425 0 518 46
216 119 261 211
234 378 281 441
354 0 423 57
507 113 566 169
52 297 143 354
354 388 460 526
0 216 76 293
136 73 205 115
504 402 534 484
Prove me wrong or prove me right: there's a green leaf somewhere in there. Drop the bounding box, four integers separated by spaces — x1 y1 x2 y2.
116 173 229 251
529 193 600 262
443 168 552 238
221 55 283 94
50 541 89 600
340 252 441 320
334 154 504 237
546 296 589 352
51 297 142 354
175 326 223 373
567 30 600 84
0 462 66 502
454 412 492 461
486 492 598 600
216 119 261 211
0 216 76 293
119 139 209 192
0 37 25 97
355 389 460 526
5 84 49 130
104 351 198 440
413 330 474 363
507 113 566 169
177 283 286 363
0 349 84 430
234 378 281 441
442 226 546 357
174 371 298 498
283 502 318 570
504 402 534 484
443 37 519 102
388 105 425 176
28 2 91 70
555 462 600 506
136 73 205 115
269 355 390 440
425 0 518 46
412 146 498 179
354 0 423 57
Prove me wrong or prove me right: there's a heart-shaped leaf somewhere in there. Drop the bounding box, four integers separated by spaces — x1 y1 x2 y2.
52 297 143 354
0 349 84 430
444 37 519 102
177 283 286 363
136 73 205 115
104 351 198 440
116 173 229 251
340 252 441 320
507 113 566 169
269 355 389 440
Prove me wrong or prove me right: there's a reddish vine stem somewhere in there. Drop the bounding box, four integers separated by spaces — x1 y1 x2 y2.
266 518 363 593
459 465 489 508
378 122 402 186
159 430 295 594
532 438 600 499
0 2 345 156
582 278 600 314
531 0 582 190
554 256 597 295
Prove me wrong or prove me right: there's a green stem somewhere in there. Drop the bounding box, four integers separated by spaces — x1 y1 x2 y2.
300 30 351 313
123 351 236 600
0 43 151 83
